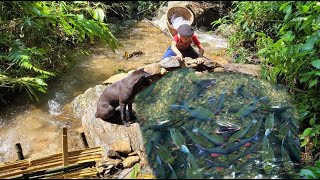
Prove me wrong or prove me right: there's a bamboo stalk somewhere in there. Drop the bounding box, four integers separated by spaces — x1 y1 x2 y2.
0 156 101 178
0 154 102 174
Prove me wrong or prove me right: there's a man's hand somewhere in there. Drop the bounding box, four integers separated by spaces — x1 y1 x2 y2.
196 57 205 64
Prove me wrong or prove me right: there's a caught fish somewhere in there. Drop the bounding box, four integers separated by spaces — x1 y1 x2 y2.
228 119 257 142
170 128 186 149
262 128 275 174
146 119 183 130
205 159 229 168
167 163 178 179
195 132 259 156
281 138 299 179
233 84 252 99
245 115 264 138
264 113 275 131
235 96 268 118
276 122 290 140
183 126 215 148
287 130 301 163
192 126 225 146
186 153 203 179
279 110 299 129
212 89 227 115
156 143 174 164
227 145 257 163
170 101 215 121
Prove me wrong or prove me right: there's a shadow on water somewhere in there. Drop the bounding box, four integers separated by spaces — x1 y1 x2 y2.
135 68 301 179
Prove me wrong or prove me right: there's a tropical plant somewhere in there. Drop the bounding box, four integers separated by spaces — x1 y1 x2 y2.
0 1 122 101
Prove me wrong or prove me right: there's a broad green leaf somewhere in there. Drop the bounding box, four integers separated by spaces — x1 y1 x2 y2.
279 2 291 11
303 127 313 136
299 169 316 178
309 117 315 126
315 71 320 76
311 59 320 69
308 78 318 88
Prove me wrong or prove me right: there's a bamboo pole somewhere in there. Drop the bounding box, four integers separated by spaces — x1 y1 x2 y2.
80 132 89 149
62 127 69 179
14 143 24 160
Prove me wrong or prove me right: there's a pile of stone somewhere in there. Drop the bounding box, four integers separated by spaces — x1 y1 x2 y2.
96 140 142 179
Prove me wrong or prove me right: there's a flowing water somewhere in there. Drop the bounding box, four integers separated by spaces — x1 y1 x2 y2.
0 20 229 163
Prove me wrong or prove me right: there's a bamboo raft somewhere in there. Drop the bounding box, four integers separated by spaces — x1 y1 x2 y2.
0 128 103 179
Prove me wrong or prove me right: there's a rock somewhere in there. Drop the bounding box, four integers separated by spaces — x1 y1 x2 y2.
159 56 180 68
160 67 168 75
122 156 140 168
128 151 138 156
102 73 128 85
222 63 261 77
110 140 132 154
214 67 224 72
139 63 162 75
107 149 122 159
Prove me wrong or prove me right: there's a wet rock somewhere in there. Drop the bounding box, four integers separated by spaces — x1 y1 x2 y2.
159 56 180 68
222 63 261 77
102 73 128 85
122 156 140 168
110 140 132 154
139 63 162 75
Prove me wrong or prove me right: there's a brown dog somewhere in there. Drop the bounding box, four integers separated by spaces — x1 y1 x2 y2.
95 68 152 126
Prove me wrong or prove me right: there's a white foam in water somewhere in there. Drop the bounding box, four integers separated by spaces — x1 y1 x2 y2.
194 30 228 48
48 99 61 115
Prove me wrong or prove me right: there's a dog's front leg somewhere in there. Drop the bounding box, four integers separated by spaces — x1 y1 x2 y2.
128 103 135 121
120 103 129 127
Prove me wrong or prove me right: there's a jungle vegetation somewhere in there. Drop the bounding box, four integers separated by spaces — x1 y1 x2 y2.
213 1 320 178
0 1 319 178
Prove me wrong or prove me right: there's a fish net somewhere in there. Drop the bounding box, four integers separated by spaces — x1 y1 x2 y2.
135 68 301 179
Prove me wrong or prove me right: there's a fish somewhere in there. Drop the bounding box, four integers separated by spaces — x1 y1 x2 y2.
227 145 257 163
233 84 252 99
156 143 174 164
183 126 215 148
276 122 290 140
146 118 183 130
261 128 275 174
186 153 203 179
235 96 268 118
195 132 259 156
167 163 178 179
192 126 225 146
281 138 300 179
228 119 257 142
155 154 167 179
212 89 227 115
279 110 299 129
181 144 190 155
287 130 301 163
245 115 264 138
170 101 215 121
205 159 229 168
188 78 216 100
170 128 186 149
264 113 275 131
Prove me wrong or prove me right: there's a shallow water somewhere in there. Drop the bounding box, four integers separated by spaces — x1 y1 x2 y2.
135 68 301 179
0 20 230 163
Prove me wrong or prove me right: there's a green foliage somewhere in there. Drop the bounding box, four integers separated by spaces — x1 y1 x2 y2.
214 0 320 172
299 160 320 179
0 1 122 101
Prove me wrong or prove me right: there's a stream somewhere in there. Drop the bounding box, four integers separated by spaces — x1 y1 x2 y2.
0 20 229 163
